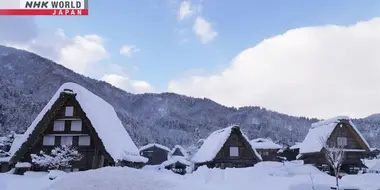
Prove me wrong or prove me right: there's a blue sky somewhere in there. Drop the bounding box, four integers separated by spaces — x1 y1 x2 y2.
34 0 380 90
2 0 380 118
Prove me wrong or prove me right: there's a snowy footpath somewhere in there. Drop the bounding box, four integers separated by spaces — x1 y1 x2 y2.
0 162 379 190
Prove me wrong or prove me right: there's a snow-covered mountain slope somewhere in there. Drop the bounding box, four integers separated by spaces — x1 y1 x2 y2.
366 113 380 121
1 45 380 148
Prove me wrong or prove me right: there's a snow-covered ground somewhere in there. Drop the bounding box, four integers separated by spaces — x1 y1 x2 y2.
0 161 379 190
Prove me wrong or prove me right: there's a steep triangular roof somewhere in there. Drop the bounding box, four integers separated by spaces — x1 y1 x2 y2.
11 82 147 163
299 116 370 154
191 125 262 163
170 145 189 158
250 138 282 149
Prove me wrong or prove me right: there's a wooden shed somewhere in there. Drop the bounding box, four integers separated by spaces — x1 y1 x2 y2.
9 83 147 174
140 144 171 165
298 116 370 174
250 138 282 161
191 125 262 169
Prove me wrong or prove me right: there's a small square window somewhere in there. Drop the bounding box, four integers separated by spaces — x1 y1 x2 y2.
71 120 82 131
229 147 239 157
337 137 347 147
61 136 73 146
65 106 74 116
43 136 55 146
53 120 65 131
79 136 91 146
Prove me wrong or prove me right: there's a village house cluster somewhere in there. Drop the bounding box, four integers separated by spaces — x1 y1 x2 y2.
0 83 379 175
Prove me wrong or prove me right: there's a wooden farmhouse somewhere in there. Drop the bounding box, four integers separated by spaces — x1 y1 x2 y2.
191 125 262 169
298 116 370 174
7 82 148 174
139 143 171 165
250 138 282 161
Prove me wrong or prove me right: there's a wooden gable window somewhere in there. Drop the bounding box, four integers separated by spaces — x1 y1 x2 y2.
71 120 82 131
61 136 73 146
65 106 74 117
43 136 55 146
53 120 65 131
337 137 347 147
229 147 239 157
78 136 91 146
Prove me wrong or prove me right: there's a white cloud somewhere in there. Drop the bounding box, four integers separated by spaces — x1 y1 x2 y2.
6 29 108 75
169 18 380 118
120 45 140 57
101 74 155 94
193 16 217 44
178 1 193 21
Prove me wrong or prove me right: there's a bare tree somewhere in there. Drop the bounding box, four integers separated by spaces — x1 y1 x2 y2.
320 136 345 190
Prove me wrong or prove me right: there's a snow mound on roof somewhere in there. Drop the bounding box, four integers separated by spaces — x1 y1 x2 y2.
15 82 147 163
170 145 189 158
43 167 181 190
191 125 262 163
290 142 302 150
161 156 193 168
140 143 171 152
310 116 349 129
250 138 282 149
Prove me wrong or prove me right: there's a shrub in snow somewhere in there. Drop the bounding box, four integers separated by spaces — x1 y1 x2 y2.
31 145 83 170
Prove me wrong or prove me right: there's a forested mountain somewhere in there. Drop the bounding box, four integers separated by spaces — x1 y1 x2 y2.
1 45 379 148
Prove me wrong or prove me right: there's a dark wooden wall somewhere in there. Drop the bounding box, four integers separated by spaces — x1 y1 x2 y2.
256 148 280 161
327 123 361 149
140 146 168 165
172 148 184 157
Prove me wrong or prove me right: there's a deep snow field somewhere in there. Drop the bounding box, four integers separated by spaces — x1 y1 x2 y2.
0 161 379 190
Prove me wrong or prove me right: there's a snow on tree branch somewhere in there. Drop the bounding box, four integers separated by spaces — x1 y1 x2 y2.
319 136 345 190
31 145 83 170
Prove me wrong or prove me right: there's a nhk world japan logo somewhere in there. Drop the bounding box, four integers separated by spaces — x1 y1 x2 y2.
0 0 88 16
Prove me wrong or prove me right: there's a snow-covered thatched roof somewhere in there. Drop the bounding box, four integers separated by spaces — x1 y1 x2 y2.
299 116 370 154
139 143 171 152
191 125 262 163
13 82 147 163
250 138 282 149
170 145 189 158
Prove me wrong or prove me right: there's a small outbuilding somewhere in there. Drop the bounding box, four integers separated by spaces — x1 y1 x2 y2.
250 138 282 161
161 156 193 175
191 125 262 169
140 144 171 165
